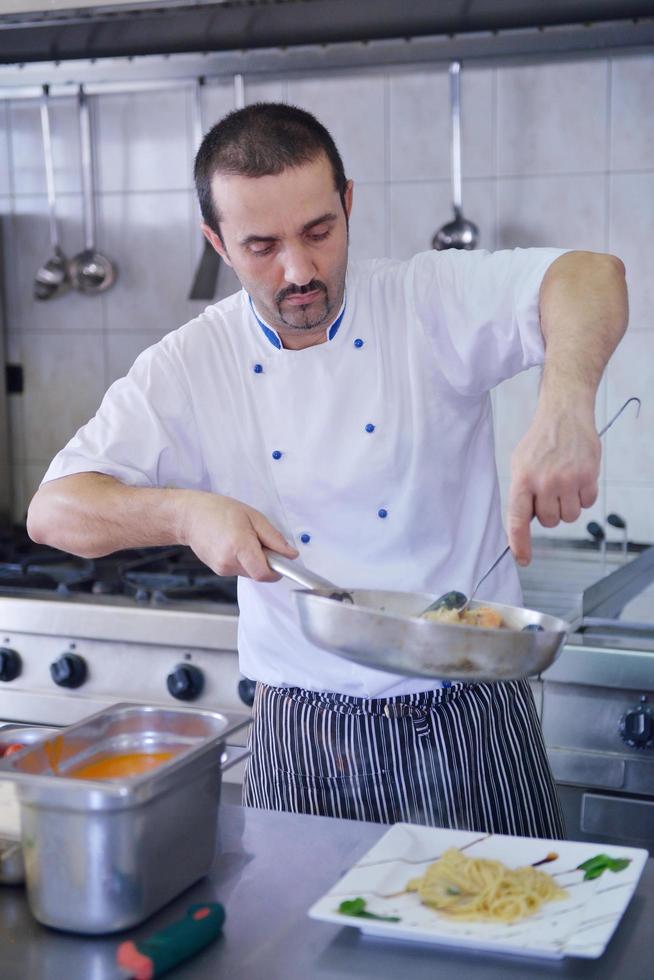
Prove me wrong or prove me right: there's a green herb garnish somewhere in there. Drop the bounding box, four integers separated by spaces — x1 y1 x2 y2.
338 897 401 922
577 853 632 880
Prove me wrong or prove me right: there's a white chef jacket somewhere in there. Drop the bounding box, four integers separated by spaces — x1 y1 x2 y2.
43 246 567 697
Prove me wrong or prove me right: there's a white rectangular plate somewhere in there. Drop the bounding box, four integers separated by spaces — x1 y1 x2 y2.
308 824 648 959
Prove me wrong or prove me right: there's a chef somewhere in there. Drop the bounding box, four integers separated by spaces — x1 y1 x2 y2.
27 102 628 839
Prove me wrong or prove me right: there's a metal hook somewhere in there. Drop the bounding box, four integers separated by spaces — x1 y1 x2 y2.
598 396 641 438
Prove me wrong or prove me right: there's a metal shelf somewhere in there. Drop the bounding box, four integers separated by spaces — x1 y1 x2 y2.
0 1 652 94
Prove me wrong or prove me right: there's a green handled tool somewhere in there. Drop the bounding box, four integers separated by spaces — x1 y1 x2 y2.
116 902 225 979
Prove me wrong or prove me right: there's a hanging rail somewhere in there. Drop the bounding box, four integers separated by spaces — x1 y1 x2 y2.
0 14 653 101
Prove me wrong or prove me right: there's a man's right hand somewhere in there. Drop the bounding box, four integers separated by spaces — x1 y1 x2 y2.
179 492 299 582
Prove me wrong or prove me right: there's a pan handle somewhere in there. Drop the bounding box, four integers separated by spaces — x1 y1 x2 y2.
263 549 342 591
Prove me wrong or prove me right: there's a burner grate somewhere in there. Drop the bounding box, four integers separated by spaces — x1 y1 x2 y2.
0 532 237 605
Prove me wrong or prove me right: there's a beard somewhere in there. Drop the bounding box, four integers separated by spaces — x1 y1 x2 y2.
275 280 331 330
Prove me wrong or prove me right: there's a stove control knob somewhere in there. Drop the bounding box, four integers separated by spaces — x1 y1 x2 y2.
167 663 204 702
0 648 21 682
619 697 654 749
238 678 257 707
50 653 88 689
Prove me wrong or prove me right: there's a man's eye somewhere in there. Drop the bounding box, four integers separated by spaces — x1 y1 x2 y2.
250 244 274 257
308 230 330 243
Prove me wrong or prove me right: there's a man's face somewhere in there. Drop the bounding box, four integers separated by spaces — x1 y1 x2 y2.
202 154 353 349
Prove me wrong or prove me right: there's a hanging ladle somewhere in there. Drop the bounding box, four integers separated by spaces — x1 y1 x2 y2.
69 86 116 295
34 85 70 301
189 73 245 301
425 396 642 618
432 61 479 251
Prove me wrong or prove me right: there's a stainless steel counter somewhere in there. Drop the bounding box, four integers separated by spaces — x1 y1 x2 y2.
0 804 652 979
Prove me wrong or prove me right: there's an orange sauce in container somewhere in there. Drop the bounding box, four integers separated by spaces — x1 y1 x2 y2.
68 751 176 780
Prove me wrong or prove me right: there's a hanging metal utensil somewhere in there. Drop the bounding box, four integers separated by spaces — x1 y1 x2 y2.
189 74 244 302
432 61 479 251
34 85 70 301
69 86 116 295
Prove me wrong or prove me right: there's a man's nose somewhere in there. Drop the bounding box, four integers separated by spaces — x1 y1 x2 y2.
280 243 315 286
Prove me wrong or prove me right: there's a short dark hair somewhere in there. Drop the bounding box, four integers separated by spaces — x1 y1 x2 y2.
194 102 348 238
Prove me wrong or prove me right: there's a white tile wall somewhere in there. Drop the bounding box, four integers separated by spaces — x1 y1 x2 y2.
96 88 193 193
348 182 387 261
497 174 606 251
99 189 197 338
611 55 654 172
1 54 651 546
245 77 286 106
20 330 106 462
609 172 654 328
497 60 608 175
389 65 495 182
9 95 82 197
0 105 11 197
605 330 654 485
287 72 386 183
201 78 239 134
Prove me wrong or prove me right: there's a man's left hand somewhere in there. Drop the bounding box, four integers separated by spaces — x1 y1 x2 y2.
507 403 601 566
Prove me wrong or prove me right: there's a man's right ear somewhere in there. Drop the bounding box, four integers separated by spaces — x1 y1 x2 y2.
201 223 233 268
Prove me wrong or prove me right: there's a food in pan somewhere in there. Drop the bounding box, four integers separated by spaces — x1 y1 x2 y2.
422 606 504 629
405 847 567 923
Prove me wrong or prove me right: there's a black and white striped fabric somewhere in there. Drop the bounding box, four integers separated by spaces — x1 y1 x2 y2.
243 679 565 839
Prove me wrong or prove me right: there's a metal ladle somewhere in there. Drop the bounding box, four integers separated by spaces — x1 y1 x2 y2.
189 73 244 301
69 86 116 295
425 396 642 617
432 61 479 251
34 85 70 301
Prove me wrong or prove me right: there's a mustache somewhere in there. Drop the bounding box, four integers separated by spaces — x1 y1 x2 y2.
276 280 327 304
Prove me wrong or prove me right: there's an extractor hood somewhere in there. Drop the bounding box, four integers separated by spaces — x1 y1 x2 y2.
0 0 653 65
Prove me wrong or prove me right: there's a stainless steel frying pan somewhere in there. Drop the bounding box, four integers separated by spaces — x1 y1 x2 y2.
265 551 569 683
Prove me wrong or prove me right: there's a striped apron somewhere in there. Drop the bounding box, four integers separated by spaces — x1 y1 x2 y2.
242 679 565 839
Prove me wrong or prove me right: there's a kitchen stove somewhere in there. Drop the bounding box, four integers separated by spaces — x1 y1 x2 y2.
0 528 239 603
522 537 654 854
3 527 654 831
0 528 250 786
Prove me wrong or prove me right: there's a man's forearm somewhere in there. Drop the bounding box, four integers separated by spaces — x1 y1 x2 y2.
27 472 298 581
507 251 628 564
538 250 628 408
27 472 194 558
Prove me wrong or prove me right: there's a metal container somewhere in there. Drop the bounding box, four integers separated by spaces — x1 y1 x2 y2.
0 725 60 755
0 726 60 885
0 702 249 933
